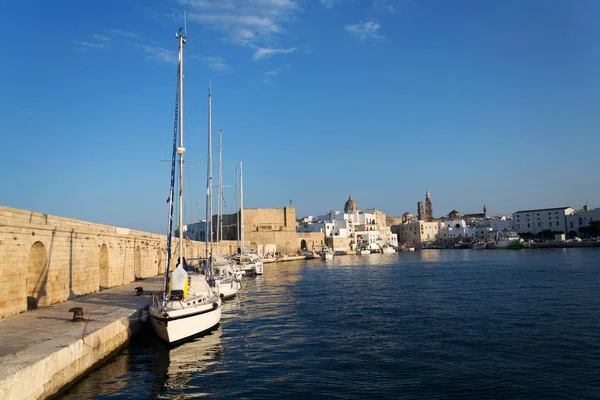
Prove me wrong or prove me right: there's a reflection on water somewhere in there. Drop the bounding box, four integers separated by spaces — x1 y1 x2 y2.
158 326 224 395
64 249 600 399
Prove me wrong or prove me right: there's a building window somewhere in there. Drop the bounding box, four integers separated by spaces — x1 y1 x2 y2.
528 223 530 228
549 222 552 227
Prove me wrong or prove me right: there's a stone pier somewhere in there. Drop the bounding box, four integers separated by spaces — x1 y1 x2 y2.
0 277 162 400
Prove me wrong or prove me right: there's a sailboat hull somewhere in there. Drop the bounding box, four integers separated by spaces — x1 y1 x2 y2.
150 301 222 343
216 277 239 300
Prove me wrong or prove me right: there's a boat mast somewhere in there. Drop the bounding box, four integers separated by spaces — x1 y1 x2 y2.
176 29 186 262
205 89 213 259
235 165 240 252
240 159 244 253
217 129 223 254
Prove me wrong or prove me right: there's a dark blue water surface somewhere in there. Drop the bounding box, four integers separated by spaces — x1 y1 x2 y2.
63 249 600 399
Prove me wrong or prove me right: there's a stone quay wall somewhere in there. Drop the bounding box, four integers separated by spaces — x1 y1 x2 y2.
0 206 236 319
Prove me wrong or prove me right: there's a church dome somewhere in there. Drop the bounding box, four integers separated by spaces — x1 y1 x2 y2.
403 212 413 217
344 194 358 212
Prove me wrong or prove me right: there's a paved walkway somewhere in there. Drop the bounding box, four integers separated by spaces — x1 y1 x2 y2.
0 277 162 358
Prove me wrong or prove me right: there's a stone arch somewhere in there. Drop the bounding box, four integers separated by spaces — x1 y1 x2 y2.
134 245 142 279
99 244 109 290
26 241 49 310
156 248 163 276
300 240 307 251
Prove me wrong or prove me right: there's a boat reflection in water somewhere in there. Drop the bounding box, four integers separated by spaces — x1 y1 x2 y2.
60 324 224 399
154 325 225 394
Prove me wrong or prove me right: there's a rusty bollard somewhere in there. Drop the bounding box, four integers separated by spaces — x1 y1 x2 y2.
69 307 85 322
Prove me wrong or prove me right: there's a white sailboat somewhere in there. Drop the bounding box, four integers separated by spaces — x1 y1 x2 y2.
230 160 264 275
149 27 221 343
205 95 241 299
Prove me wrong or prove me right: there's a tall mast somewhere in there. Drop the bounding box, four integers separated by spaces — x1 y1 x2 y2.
217 129 223 254
176 29 186 261
205 89 213 258
240 159 244 252
235 166 240 252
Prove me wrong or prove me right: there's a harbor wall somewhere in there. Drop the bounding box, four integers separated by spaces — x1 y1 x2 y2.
0 206 236 319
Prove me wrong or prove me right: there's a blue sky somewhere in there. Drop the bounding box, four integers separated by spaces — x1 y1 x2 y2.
1 0 599 233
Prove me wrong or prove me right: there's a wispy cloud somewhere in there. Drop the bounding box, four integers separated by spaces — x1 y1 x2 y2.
320 0 348 8
74 41 109 50
373 0 396 13
253 47 296 60
91 34 111 41
265 68 282 77
344 21 385 41
200 56 232 72
107 29 139 38
178 0 301 52
135 44 177 64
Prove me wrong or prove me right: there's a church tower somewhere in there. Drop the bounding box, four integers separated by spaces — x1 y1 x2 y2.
425 190 433 220
483 205 488 218
417 202 424 221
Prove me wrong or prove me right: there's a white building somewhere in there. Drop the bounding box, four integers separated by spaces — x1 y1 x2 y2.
438 219 493 243
512 207 576 234
303 196 398 251
565 206 600 236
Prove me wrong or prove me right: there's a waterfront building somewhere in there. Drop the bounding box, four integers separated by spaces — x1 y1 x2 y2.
393 220 440 248
304 195 398 253
565 206 600 237
218 206 300 256
437 218 493 245
512 207 576 235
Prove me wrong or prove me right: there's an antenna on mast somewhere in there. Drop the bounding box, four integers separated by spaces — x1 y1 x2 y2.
184 11 187 36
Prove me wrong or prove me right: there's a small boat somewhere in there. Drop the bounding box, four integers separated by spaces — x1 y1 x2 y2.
149 28 221 343
321 247 334 260
381 244 396 254
230 251 264 275
490 231 522 249
357 248 371 255
472 241 486 250
189 256 242 300
232 160 264 275
211 257 242 300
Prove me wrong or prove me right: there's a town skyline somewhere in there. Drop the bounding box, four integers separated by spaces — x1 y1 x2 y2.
1 0 599 235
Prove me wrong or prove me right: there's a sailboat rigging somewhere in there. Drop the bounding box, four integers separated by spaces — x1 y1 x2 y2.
149 27 222 343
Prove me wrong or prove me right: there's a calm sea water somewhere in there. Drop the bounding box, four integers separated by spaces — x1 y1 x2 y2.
63 249 600 399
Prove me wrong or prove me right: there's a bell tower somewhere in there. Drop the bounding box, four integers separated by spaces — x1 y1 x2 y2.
425 190 433 220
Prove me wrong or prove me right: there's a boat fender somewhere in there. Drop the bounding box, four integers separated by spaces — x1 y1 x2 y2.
212 302 219 309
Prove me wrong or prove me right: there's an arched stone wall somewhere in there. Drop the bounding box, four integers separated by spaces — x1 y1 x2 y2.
134 245 142 279
99 244 109 290
26 241 48 310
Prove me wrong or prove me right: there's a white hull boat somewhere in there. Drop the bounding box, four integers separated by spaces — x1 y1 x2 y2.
358 249 371 255
150 298 221 343
232 252 263 275
381 245 395 254
320 246 334 260
150 28 222 344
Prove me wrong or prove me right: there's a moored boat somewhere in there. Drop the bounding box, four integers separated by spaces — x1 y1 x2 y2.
149 27 221 343
381 244 396 254
321 247 334 260
489 231 522 249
